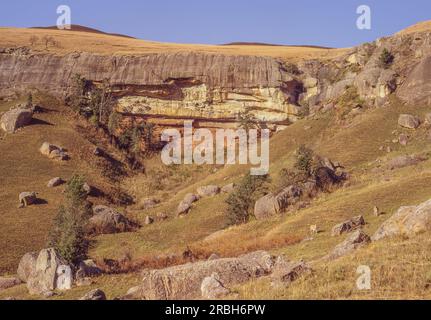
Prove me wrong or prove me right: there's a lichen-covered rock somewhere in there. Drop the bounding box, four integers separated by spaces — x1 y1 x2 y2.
18 191 38 207
0 108 32 133
270 256 311 286
373 199 431 241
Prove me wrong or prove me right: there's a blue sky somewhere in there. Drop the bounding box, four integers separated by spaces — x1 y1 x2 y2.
0 0 430 47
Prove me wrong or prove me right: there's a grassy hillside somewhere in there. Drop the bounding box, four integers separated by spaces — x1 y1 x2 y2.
0 27 347 62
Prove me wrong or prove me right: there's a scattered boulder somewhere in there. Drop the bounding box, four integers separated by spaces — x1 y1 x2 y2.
17 252 38 282
201 273 230 299
39 142 68 160
372 199 431 241
197 185 220 197
398 114 421 129
156 212 168 221
331 215 365 236
138 198 159 210
47 177 64 188
79 289 106 300
221 183 235 193
144 215 154 225
425 113 431 125
26 248 68 295
309 225 318 234
254 185 301 220
127 251 274 300
270 256 311 286
398 134 409 146
176 193 200 216
386 154 425 170
0 108 32 133
0 277 22 291
327 230 371 260
88 205 136 234
75 259 102 280
18 191 38 208
373 206 382 217
82 182 92 196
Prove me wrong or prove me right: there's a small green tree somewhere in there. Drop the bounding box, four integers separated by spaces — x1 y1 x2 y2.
379 48 394 69
225 173 270 225
48 174 90 265
294 145 315 177
238 108 260 132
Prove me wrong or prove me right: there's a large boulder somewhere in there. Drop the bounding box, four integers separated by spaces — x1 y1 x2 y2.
327 230 371 260
75 259 102 280
126 251 274 300
88 205 136 234
26 248 68 295
254 185 301 220
331 215 365 236
197 185 220 197
0 108 32 133
398 114 421 129
373 199 431 241
200 273 230 299
17 251 38 282
137 198 159 210
0 277 22 291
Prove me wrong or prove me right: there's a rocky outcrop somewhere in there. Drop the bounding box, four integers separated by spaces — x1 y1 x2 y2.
196 185 220 197
39 142 68 160
270 256 311 286
0 51 303 123
126 251 274 300
0 108 32 133
397 55 431 106
200 273 230 299
176 193 200 216
386 154 425 170
373 199 431 241
398 114 421 129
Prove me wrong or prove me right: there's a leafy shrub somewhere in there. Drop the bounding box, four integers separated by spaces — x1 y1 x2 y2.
225 173 270 225
294 145 315 177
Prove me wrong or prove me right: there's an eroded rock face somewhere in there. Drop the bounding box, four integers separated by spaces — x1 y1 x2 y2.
0 108 32 133
0 51 303 123
372 199 431 241
331 216 365 236
127 251 274 300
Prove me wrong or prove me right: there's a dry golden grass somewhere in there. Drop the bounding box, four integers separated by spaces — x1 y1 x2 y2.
397 20 431 35
0 27 347 62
